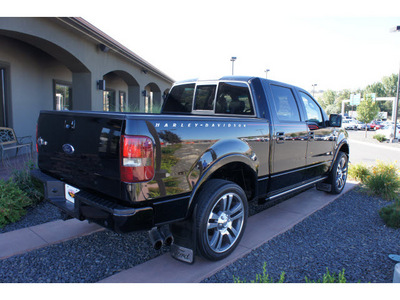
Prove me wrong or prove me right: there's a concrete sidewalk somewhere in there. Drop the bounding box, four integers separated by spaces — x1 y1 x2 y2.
99 182 357 283
0 219 103 259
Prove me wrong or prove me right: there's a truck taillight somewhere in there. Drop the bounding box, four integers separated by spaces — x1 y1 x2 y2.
120 135 154 183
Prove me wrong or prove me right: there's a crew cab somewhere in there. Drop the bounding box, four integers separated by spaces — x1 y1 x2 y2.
32 76 349 263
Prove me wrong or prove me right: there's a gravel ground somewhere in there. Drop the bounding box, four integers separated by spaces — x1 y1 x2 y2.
0 228 170 283
0 200 62 234
0 188 399 283
203 188 400 283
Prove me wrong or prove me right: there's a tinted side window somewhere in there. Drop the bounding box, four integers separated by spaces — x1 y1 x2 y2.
216 82 254 115
270 85 300 122
194 85 216 111
299 92 323 126
162 84 195 113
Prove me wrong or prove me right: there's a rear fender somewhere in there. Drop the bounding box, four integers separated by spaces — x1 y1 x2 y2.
187 139 258 214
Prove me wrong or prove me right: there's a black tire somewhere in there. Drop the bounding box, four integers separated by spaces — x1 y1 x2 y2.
195 179 248 261
328 151 348 194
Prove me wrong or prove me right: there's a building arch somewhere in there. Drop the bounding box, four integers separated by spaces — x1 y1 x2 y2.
0 29 90 73
102 70 140 112
144 82 162 113
0 29 92 114
0 17 174 144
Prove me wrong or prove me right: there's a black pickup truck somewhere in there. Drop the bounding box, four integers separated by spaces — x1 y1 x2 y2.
32 76 349 263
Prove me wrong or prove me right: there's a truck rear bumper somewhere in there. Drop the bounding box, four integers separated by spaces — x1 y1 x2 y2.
31 169 154 233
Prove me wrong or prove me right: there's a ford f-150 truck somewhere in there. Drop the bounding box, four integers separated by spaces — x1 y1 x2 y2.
32 76 349 263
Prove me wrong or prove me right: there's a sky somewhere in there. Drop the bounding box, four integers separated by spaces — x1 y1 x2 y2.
4 0 400 93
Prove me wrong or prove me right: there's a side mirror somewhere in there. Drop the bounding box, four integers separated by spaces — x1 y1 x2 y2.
329 114 342 127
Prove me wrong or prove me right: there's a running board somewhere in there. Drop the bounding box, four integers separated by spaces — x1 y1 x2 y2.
264 177 327 202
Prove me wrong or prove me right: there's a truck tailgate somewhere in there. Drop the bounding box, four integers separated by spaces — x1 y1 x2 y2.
37 111 125 200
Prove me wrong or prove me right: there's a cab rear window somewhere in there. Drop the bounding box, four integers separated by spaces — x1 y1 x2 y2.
162 84 195 113
215 82 254 115
162 81 254 115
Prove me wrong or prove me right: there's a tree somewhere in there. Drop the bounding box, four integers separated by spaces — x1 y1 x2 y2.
365 82 385 97
382 74 398 97
337 89 352 101
325 103 340 115
318 90 337 110
356 95 380 137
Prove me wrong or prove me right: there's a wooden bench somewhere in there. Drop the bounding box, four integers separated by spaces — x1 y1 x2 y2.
0 127 32 164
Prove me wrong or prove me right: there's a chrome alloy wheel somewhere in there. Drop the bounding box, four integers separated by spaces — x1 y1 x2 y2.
336 155 348 191
206 192 245 253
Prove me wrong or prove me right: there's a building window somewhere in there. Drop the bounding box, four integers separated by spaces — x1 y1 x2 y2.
103 89 116 111
119 91 127 112
54 80 72 110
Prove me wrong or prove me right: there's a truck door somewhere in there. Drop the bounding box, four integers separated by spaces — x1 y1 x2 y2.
298 91 335 180
268 84 308 192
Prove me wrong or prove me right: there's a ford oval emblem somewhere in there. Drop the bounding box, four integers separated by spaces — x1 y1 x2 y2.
62 144 75 155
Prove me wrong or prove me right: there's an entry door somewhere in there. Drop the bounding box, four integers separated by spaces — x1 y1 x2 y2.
298 91 335 179
0 68 7 127
268 84 308 192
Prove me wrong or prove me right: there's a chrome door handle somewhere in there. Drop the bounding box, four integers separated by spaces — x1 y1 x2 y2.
308 131 315 140
276 132 285 143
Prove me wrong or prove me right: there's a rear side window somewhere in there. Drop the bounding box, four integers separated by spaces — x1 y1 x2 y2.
270 85 300 122
215 82 254 115
162 84 195 113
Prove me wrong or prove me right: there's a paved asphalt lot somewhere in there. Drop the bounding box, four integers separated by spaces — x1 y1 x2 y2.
347 130 400 168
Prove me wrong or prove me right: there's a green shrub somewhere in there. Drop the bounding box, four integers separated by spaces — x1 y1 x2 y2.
305 268 346 283
233 262 285 283
348 163 370 183
379 203 400 228
349 161 400 201
0 179 32 227
233 263 347 283
11 161 44 205
373 133 386 142
364 161 400 201
350 161 400 227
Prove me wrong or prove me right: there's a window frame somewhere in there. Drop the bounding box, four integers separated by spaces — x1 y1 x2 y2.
103 88 116 112
269 84 302 123
53 79 73 111
164 80 256 117
119 90 127 112
213 81 255 116
298 91 325 127
162 83 195 114
192 83 217 114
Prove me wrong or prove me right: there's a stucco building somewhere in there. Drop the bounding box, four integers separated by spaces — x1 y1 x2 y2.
0 17 174 148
